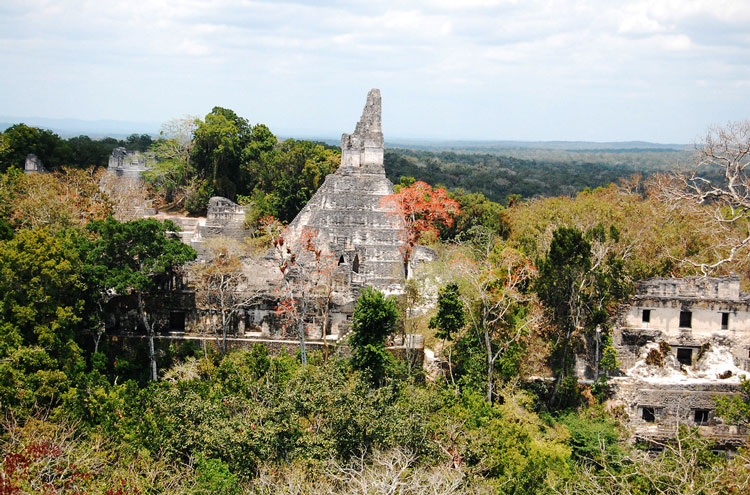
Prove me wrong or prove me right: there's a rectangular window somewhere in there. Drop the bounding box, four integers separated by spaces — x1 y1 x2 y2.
694 409 710 425
169 311 186 332
679 311 692 328
721 312 729 330
642 407 655 422
642 309 651 323
677 347 693 366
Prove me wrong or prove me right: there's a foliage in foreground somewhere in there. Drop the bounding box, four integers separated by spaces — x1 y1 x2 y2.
2 348 748 494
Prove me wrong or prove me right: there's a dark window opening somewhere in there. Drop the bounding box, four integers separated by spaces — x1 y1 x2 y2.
642 407 655 422
642 309 651 323
677 347 693 366
694 409 710 425
722 312 729 330
352 254 360 274
245 310 255 328
169 311 186 332
338 255 345 266
679 311 692 328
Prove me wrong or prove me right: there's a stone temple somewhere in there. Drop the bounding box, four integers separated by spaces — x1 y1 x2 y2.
285 89 408 292
106 89 425 360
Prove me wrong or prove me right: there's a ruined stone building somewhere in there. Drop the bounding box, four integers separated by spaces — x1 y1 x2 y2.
23 154 47 174
610 277 750 449
107 147 156 177
285 88 409 293
108 89 424 357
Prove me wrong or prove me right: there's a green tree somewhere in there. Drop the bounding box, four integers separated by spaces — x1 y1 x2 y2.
716 377 750 425
247 139 339 224
451 243 537 401
191 107 251 199
125 133 153 152
439 189 510 242
535 227 591 407
85 217 196 381
429 283 465 341
66 135 115 168
146 117 198 209
0 124 72 172
535 226 629 408
0 228 89 412
193 457 241 495
349 287 399 385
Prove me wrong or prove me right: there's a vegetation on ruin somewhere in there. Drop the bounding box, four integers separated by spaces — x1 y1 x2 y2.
1 119 750 493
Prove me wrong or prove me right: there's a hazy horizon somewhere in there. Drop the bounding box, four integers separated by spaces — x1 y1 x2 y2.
0 114 695 148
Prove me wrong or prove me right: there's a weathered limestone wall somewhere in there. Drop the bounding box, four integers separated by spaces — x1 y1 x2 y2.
341 89 384 170
608 276 750 448
613 379 747 447
638 277 741 299
107 147 155 178
622 276 750 338
190 197 248 257
615 276 750 372
24 154 47 174
286 88 406 292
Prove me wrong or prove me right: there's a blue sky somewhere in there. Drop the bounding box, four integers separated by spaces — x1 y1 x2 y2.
1 0 749 143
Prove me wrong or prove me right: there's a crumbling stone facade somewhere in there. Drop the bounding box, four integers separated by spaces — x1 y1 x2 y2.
109 90 424 359
24 154 46 174
190 196 248 256
107 147 155 177
285 89 408 292
609 277 750 449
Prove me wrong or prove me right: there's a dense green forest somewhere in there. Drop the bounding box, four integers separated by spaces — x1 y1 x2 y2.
383 147 696 203
1 117 750 494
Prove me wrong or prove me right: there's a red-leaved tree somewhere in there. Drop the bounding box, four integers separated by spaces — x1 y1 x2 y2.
381 181 460 277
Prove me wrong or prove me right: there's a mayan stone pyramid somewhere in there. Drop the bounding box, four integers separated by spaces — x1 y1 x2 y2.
285 89 405 291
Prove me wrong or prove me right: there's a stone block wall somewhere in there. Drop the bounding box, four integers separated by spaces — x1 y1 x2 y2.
613 379 748 448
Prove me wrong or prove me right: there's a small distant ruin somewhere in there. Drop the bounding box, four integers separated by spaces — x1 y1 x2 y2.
107 147 155 178
189 197 248 255
609 277 750 449
24 154 46 174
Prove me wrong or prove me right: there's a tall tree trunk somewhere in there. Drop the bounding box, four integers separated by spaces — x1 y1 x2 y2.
137 292 158 381
297 298 308 366
94 301 105 354
94 329 103 354
221 307 228 354
322 291 331 362
485 328 494 403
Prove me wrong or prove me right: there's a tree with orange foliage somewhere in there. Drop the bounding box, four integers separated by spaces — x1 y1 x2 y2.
381 180 460 277
9 167 112 231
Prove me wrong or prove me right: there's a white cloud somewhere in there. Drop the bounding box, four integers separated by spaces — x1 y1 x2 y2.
0 0 748 141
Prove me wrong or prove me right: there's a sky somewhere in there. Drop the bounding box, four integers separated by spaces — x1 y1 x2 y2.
1 0 749 143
